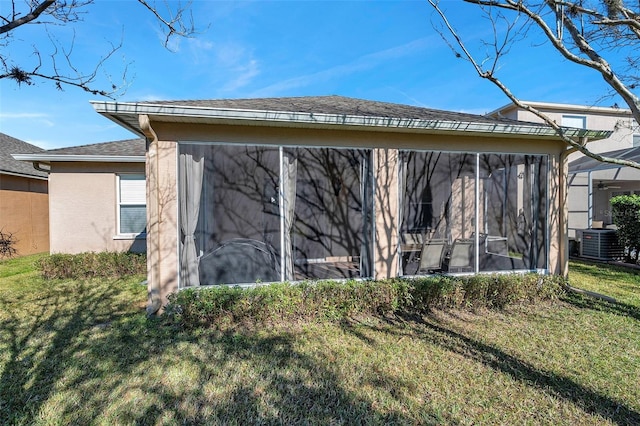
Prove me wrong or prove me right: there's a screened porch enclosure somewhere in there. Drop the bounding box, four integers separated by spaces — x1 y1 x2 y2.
178 143 373 287
400 151 548 275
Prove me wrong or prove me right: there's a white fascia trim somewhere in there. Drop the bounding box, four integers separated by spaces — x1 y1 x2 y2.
0 170 48 180
12 153 145 163
91 101 612 141
488 100 633 118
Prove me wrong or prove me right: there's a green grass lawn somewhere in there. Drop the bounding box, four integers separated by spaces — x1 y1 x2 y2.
1 255 638 425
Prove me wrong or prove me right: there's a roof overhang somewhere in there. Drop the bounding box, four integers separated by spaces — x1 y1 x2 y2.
0 169 48 180
91 101 612 142
569 147 640 174
11 153 145 163
488 100 634 118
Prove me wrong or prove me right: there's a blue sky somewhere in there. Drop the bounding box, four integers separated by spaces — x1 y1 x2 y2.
0 0 625 149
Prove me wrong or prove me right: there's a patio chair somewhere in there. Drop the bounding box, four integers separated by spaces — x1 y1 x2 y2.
417 238 448 274
445 238 475 273
402 233 423 245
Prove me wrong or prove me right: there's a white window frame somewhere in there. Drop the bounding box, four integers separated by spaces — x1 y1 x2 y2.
116 174 147 238
561 115 587 129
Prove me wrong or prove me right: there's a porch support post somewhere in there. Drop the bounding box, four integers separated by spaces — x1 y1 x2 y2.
373 148 399 279
474 153 480 273
587 170 593 228
559 147 577 278
140 114 162 315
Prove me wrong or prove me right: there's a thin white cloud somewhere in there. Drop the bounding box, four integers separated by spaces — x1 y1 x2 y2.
0 112 55 127
186 38 216 65
251 37 434 97
1 112 47 119
189 39 262 91
222 59 260 92
27 139 63 150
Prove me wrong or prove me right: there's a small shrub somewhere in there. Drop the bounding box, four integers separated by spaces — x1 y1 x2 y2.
166 273 566 329
39 251 146 279
611 194 640 262
0 229 18 258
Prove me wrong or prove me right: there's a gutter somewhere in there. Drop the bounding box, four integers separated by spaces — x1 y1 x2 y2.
12 154 145 163
0 169 48 180
488 100 633 118
91 101 613 141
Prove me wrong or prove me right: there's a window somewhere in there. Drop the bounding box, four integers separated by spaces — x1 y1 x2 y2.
633 134 640 147
561 115 587 129
118 174 146 235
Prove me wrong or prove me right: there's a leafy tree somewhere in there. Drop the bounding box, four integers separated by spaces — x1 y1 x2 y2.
429 0 640 169
611 194 640 262
0 0 196 97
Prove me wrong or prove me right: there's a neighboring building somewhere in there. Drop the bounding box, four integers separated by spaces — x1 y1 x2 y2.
14 139 146 254
89 95 608 314
488 101 640 238
0 133 49 256
488 101 637 156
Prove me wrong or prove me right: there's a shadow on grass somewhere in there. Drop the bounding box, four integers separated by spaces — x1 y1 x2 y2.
362 312 640 426
0 280 443 425
561 291 640 322
0 278 132 424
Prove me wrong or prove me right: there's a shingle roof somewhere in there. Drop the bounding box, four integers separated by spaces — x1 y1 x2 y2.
44 138 145 157
0 133 47 178
138 95 519 125
92 95 612 142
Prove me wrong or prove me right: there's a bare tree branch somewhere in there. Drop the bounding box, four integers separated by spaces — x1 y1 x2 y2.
0 1 55 34
137 0 197 48
0 0 198 96
429 0 640 170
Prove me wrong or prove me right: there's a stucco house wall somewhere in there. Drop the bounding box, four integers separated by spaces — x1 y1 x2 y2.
489 102 637 158
48 162 146 254
13 138 147 255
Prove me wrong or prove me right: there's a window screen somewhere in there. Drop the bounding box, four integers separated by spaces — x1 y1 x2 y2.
118 174 146 235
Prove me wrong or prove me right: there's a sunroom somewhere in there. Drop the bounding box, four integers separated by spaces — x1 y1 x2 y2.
177 145 549 287
91 96 608 314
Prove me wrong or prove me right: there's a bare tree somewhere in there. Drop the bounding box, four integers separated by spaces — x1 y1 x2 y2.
428 0 640 169
0 0 197 97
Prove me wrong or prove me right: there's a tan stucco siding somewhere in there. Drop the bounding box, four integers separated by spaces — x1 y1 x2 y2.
0 174 49 255
151 121 564 154
548 153 563 275
373 149 399 279
512 109 636 157
146 141 178 312
48 162 145 254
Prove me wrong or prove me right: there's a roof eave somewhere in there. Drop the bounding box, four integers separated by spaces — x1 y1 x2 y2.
0 169 48 180
488 100 634 117
12 153 145 163
90 101 612 142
